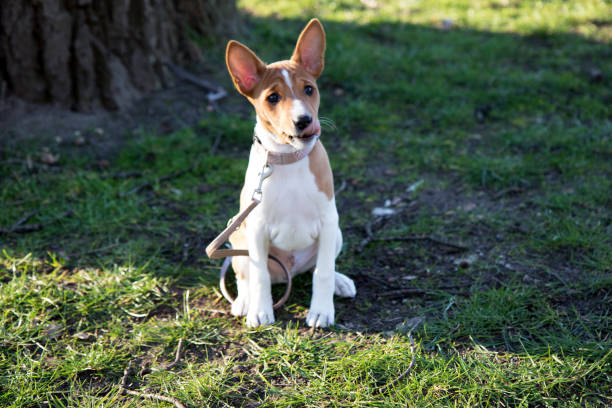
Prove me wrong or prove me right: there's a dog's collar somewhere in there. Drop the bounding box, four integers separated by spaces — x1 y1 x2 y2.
252 134 318 165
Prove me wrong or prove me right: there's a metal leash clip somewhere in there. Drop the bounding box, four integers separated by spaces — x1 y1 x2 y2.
252 152 273 202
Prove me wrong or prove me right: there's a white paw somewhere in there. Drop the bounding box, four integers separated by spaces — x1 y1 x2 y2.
246 301 275 327
306 303 335 328
334 272 356 298
231 294 249 317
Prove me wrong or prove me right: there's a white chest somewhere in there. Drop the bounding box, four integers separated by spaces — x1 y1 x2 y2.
244 152 334 252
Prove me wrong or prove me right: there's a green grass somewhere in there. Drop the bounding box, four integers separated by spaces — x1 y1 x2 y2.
1 0 611 406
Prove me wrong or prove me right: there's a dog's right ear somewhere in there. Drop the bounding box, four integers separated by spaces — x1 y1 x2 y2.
226 40 266 96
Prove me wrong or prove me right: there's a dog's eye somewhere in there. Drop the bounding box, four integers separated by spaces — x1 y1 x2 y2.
304 85 314 96
266 93 280 104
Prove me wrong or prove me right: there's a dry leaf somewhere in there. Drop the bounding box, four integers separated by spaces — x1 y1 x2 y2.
73 332 95 341
372 207 395 216
40 152 60 165
463 202 477 211
44 323 63 339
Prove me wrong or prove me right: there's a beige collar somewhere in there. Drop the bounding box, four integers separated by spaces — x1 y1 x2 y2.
253 134 318 165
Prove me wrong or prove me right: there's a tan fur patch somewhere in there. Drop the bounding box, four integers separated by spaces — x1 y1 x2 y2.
308 140 334 200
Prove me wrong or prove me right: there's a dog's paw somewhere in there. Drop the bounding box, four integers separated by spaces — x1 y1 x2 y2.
334 272 356 298
306 304 335 328
246 302 275 327
231 294 249 317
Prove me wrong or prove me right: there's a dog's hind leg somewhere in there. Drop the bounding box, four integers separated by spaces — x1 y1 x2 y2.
331 229 356 297
334 272 356 297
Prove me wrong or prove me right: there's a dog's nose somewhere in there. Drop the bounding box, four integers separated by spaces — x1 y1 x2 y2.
294 115 312 131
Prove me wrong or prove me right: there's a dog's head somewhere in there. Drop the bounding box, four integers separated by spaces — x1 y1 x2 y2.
226 19 325 150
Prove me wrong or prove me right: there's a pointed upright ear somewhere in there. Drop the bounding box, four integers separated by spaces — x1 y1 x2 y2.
291 19 326 78
226 40 266 96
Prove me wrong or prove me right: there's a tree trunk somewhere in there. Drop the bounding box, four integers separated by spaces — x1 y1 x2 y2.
0 0 237 111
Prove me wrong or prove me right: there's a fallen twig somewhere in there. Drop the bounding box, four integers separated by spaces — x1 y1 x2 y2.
377 288 426 297
377 317 423 394
0 158 49 169
493 186 524 200
196 308 228 315
0 209 73 235
119 163 198 197
71 243 121 258
377 287 468 298
164 338 184 370
355 271 391 288
121 388 185 408
100 171 143 180
13 208 42 228
164 61 227 102
371 235 468 253
355 216 385 252
335 180 347 197
210 132 222 155
5 198 41 207
119 358 185 408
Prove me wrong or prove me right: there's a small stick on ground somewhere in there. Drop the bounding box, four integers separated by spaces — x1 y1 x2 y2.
71 243 121 258
164 61 227 102
197 308 228 315
356 216 385 252
335 180 347 197
13 208 42 228
100 171 143 180
377 317 423 394
493 186 524 200
119 360 135 390
0 158 51 169
0 209 73 235
119 163 198 197
164 338 184 370
210 132 222 155
355 271 390 288
377 287 469 298
377 288 426 297
119 358 185 408
122 389 185 408
372 235 468 253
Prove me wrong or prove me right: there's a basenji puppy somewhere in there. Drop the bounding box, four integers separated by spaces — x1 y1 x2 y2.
225 19 356 327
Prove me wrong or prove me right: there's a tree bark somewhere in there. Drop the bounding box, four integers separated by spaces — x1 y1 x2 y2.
0 0 236 111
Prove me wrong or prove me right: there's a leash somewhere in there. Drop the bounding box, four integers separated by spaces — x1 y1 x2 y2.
205 150 293 310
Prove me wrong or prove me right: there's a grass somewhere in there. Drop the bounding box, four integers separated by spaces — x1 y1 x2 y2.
1 0 611 406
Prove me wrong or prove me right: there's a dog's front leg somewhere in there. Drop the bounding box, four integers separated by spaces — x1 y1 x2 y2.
245 221 275 327
307 210 339 328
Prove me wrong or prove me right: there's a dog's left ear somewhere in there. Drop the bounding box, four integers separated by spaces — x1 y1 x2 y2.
291 18 326 79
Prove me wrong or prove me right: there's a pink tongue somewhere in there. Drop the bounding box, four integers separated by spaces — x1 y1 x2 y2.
301 122 321 137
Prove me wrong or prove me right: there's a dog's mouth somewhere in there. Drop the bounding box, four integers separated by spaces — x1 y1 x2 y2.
290 133 317 142
287 122 321 144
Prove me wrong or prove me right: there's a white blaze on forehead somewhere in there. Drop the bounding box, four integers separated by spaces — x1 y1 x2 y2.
282 68 311 122
281 69 295 96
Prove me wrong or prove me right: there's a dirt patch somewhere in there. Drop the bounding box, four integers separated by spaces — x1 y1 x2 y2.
327 179 591 333
0 77 243 159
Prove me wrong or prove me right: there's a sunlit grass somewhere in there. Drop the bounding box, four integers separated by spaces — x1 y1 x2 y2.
1 0 610 406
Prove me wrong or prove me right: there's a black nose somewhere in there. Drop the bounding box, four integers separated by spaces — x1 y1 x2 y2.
294 115 312 131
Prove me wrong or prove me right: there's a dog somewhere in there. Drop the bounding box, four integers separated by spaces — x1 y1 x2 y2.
224 19 356 328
